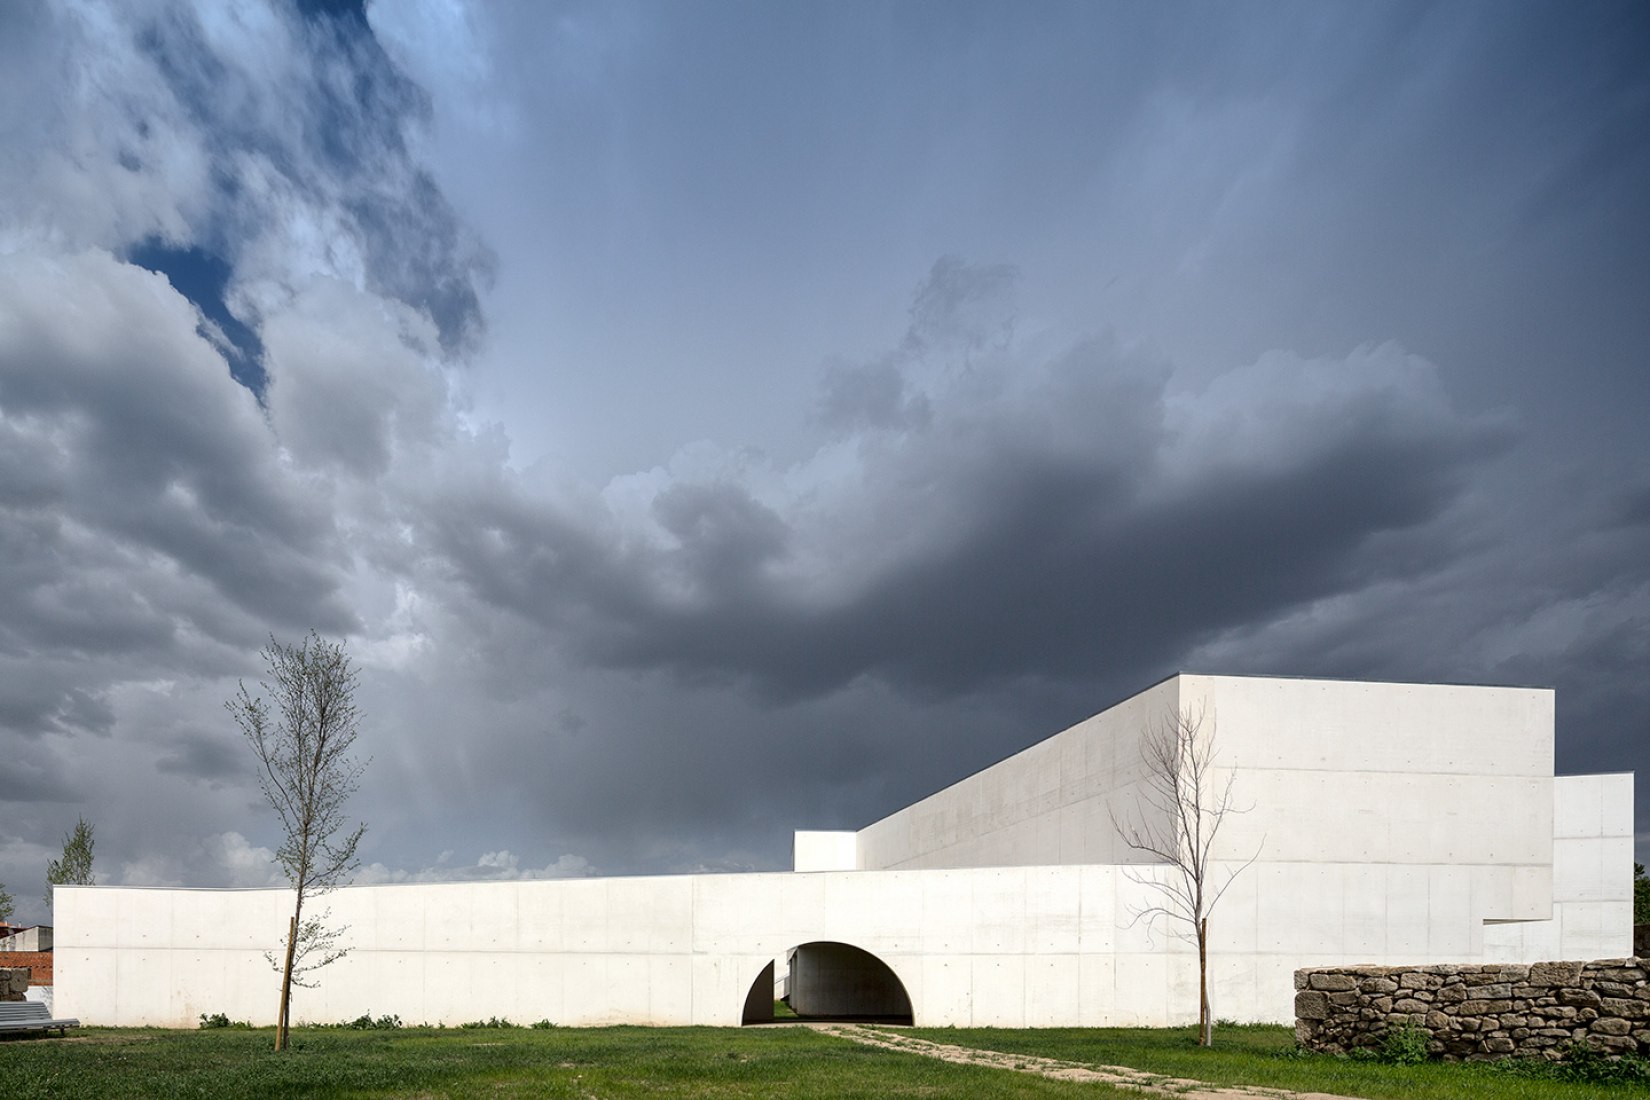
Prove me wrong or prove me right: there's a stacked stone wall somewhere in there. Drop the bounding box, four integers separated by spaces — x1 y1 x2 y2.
1295 959 1649 1061
1 967 28 1001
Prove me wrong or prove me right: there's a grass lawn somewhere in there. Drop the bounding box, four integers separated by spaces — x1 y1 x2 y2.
0 1024 1121 1100
5 1022 1646 1099
903 1022 1650 1100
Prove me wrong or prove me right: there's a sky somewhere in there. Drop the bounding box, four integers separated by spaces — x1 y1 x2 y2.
0 0 1647 924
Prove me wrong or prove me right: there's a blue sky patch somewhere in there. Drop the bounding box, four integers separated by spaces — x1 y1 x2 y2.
128 240 268 396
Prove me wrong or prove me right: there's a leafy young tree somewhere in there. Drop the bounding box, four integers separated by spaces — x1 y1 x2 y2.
0 879 14 922
1635 862 1649 926
45 816 95 907
1110 707 1261 1048
229 632 368 1052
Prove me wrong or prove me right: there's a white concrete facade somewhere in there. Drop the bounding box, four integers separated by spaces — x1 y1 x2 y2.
55 674 1633 1028
0 924 52 951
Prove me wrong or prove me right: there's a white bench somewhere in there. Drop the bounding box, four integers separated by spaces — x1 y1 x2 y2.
0 1000 80 1036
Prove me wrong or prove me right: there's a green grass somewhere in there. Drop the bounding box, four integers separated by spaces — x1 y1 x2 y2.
0 1025 1125 1099
7 1022 1645 1099
902 1022 1650 1100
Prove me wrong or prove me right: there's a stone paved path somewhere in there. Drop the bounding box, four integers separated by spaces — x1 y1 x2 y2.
814 1024 1368 1100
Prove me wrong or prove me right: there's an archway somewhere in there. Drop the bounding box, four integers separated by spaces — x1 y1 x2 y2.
741 959 776 1024
746 941 913 1024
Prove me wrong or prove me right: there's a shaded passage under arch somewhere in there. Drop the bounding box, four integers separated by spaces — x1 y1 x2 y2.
777 941 914 1023
741 959 775 1024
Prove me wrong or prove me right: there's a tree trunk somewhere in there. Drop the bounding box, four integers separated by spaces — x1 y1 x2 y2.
276 912 298 1051
1197 916 1212 1047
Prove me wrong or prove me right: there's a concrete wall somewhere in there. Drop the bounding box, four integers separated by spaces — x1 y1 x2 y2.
846 676 1585 961
1190 676 1556 926
855 676 1177 871
1482 773 1634 962
57 854 1625 1030
57 866 1211 1028
793 831 856 872
855 677 1555 902
53 675 1632 1030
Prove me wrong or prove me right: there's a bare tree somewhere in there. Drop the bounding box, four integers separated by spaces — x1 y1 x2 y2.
0 879 14 923
1110 707 1260 1047
45 816 95 907
229 632 367 1052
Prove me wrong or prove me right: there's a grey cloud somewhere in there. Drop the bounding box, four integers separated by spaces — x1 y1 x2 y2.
816 360 930 432
343 172 495 356
902 256 1017 358
0 249 356 736
1175 439 1650 801
3 0 1647 910
259 278 453 479
1545 602 1650 770
420 485 618 639
0 522 173 660
155 732 244 785
0 662 113 741
263 6 495 353
422 267 1508 709
2 1 491 358
817 258 1013 434
652 483 791 594
1614 481 1650 528
0 741 76 803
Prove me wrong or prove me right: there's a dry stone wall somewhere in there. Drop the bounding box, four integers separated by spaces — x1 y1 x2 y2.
1 967 28 1001
1295 959 1650 1060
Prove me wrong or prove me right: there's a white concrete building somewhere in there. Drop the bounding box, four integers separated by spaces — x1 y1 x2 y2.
55 674 1633 1028
0 924 52 952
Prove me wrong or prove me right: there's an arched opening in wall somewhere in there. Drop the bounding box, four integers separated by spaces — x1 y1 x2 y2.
749 941 913 1024
741 960 776 1024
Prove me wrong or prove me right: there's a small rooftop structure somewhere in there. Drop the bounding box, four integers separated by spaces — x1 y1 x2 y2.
0 925 53 953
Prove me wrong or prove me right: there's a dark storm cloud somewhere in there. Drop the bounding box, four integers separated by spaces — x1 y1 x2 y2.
155 732 244 784
1177 433 1650 798
425 263 1509 708
652 482 792 591
0 665 113 741
0 250 356 739
0 745 75 803
3 0 1647 912
1549 612 1650 765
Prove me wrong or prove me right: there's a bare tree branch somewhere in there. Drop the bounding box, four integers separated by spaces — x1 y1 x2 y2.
228 632 368 1052
1109 706 1262 1047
